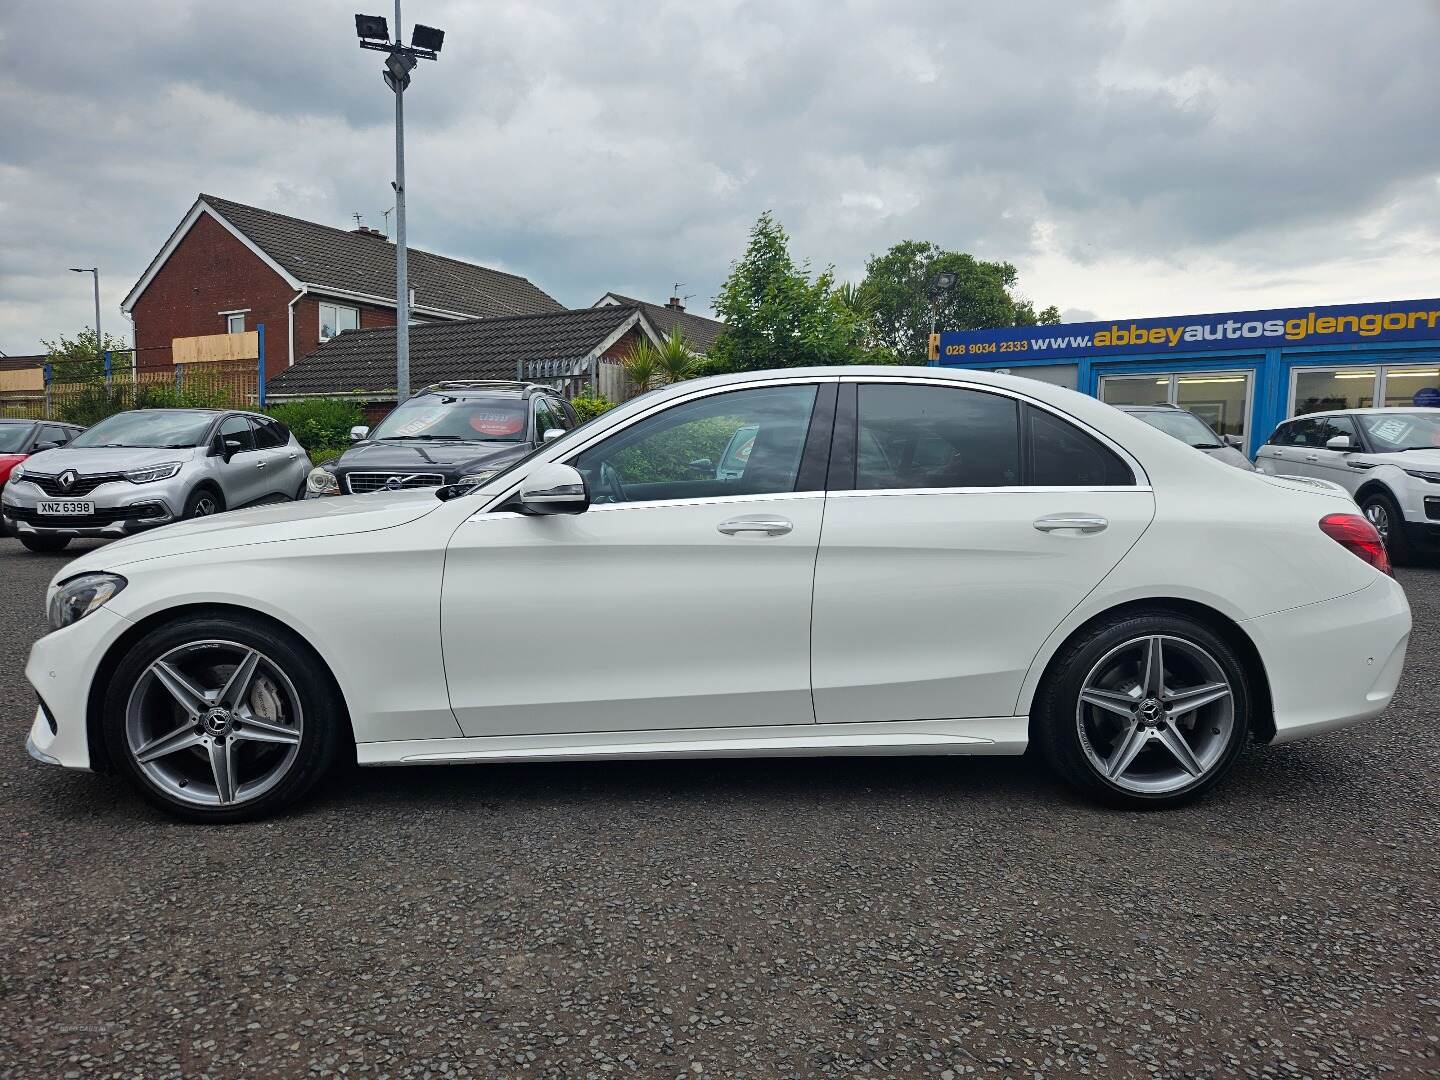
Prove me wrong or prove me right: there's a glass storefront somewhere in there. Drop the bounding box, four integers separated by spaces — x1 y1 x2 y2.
1100 370 1252 439
1381 365 1440 408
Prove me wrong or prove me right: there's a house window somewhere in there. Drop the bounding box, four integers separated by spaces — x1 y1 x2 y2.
226 313 246 334
319 303 360 342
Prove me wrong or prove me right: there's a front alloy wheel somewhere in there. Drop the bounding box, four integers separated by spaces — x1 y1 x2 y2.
104 615 342 822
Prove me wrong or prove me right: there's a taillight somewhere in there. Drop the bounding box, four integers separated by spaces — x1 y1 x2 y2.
1319 513 1392 576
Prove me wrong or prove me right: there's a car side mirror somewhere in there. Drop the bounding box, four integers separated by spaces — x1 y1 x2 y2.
34 440 62 452
687 457 714 476
1222 434 1243 448
517 463 589 515
222 438 244 461
542 427 566 444
350 425 370 442
1325 434 1353 452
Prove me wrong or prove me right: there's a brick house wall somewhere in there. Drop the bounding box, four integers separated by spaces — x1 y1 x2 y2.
131 212 295 378
292 295 397 373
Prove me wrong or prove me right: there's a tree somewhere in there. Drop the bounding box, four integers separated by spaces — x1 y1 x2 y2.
709 212 864 372
41 328 131 382
857 241 1060 362
621 338 664 393
654 329 695 384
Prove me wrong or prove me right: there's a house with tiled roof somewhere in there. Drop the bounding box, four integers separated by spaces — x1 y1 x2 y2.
268 304 670 422
120 194 562 379
592 291 726 354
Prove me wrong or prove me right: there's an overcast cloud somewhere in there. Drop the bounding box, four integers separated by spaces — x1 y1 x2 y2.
2 0 1439 353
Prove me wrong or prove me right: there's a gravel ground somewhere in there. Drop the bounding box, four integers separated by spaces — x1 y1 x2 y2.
0 539 1436 1079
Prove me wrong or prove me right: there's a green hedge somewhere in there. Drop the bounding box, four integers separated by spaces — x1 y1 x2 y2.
265 398 363 456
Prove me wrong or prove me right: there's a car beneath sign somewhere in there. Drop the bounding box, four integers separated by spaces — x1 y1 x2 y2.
24 367 1410 822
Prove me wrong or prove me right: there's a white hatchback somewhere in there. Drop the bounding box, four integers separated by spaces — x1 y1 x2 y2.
25 367 1411 821
1255 408 1440 563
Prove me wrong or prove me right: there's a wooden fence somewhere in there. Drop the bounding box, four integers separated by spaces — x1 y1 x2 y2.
0 359 261 424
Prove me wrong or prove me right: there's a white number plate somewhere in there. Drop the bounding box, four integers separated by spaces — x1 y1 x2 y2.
38 500 95 516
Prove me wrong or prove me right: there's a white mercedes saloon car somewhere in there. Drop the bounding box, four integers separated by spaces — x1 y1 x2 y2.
24 367 1411 822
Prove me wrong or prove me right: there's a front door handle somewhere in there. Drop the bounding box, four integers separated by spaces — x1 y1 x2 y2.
255 460 267 469
1305 454 1320 462
1033 513 1108 534
717 517 793 536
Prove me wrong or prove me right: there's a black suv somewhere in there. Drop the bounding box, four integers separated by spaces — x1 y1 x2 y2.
306 381 577 497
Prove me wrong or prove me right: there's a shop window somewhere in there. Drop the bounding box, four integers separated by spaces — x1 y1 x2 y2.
1381 365 1440 408
1100 370 1253 440
1291 368 1377 416
1099 375 1169 408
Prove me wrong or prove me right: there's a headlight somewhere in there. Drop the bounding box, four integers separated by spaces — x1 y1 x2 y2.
124 461 183 484
307 466 340 496
48 573 127 630
10 463 24 481
1404 468 1440 484
455 469 500 487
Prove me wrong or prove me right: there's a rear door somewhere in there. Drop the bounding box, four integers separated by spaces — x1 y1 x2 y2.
1255 418 1313 476
810 379 1155 724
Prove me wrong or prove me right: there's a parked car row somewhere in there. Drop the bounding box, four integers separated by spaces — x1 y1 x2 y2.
0 408 312 552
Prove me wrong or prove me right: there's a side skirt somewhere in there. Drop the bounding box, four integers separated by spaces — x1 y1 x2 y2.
357 716 1030 766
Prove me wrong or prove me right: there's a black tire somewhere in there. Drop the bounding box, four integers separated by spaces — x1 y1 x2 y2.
102 612 344 823
20 533 70 553
182 485 224 520
1359 490 1412 565
1032 610 1252 810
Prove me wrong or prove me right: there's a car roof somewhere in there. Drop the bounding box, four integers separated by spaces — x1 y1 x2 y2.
1114 404 1183 412
1288 407 1440 419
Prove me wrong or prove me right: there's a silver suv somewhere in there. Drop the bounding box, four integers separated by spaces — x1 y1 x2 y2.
1255 407 1440 562
1 408 311 553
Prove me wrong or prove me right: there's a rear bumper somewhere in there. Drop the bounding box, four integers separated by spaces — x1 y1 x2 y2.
1244 575 1411 745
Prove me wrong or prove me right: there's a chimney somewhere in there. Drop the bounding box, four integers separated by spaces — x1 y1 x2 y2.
666 296 685 312
351 225 388 239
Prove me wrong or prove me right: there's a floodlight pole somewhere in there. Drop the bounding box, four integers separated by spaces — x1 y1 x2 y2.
69 267 103 379
392 0 409 403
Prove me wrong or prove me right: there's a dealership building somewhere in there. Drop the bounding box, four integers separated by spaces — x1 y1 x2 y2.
934 298 1440 455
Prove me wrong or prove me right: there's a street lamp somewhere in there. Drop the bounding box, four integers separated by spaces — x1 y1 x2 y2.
69 267 105 380
354 6 445 402
927 271 956 361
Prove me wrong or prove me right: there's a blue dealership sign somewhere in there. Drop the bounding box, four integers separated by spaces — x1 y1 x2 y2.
938 298 1440 364
1415 387 1440 408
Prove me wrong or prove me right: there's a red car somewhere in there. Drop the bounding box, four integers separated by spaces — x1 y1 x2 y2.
0 419 84 534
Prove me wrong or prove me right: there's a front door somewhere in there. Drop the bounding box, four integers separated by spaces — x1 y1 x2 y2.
811 381 1156 724
1303 414 1364 488
212 414 267 507
441 380 833 737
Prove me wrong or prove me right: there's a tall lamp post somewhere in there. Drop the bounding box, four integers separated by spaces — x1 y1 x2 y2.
355 7 445 402
927 270 956 361
69 267 104 379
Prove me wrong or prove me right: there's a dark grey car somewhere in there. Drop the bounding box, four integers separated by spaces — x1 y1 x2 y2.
1115 404 1255 471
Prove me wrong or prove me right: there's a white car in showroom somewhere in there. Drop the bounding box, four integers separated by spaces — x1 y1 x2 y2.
25 368 1410 821
1255 408 1440 563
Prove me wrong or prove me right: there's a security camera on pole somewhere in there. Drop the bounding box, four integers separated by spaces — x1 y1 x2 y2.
354 7 445 403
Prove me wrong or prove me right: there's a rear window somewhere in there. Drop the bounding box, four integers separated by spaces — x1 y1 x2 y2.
1029 406 1135 486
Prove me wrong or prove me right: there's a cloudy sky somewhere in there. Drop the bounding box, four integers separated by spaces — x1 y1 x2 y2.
3 0 1439 354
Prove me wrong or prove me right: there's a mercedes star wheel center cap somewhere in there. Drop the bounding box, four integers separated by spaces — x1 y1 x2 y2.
201 707 233 737
1138 698 1164 726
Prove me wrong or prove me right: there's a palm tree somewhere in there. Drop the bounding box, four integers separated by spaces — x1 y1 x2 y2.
655 329 695 384
621 339 663 394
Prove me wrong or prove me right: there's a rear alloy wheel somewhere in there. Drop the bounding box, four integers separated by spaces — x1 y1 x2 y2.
1034 613 1251 808
19 534 70 553
1360 491 1412 565
104 615 342 822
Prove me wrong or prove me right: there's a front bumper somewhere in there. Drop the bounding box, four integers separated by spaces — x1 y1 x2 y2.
2 484 178 538
1244 574 1411 745
23 605 135 771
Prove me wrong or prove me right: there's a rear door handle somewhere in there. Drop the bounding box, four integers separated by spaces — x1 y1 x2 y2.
717 517 793 536
1033 513 1108 534
1305 454 1320 462
255 460 267 469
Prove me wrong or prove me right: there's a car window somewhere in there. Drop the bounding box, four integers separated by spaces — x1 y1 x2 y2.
1265 421 1295 447
570 384 818 504
370 393 530 443
218 415 255 454
1272 418 1321 448
533 399 556 441
0 423 35 453
39 425 72 447
1318 416 1357 445
544 398 571 431
250 417 286 450
856 384 1020 489
1029 406 1135 486
71 410 216 449
1355 412 1440 452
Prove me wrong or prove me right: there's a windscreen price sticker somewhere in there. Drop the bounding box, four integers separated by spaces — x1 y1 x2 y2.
468 410 525 437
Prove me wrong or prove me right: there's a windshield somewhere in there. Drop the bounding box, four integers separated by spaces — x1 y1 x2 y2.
371 394 530 443
0 423 34 453
1356 411 1440 452
1130 410 1223 448
70 410 216 449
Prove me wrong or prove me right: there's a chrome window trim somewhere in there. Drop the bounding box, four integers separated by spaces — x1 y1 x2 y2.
827 485 1153 499
843 374 1150 489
